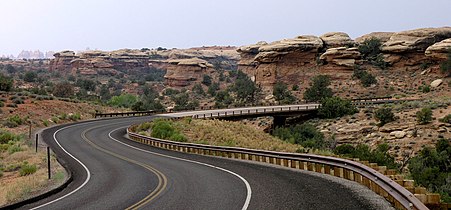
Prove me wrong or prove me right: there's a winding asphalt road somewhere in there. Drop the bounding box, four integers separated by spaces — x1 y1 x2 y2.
16 108 389 210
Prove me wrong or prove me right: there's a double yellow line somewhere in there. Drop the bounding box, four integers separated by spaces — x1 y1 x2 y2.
81 125 167 209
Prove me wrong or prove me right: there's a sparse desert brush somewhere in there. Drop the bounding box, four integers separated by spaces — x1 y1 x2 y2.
180 119 301 152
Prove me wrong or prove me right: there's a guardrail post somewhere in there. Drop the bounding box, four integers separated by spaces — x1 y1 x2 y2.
47 147 51 179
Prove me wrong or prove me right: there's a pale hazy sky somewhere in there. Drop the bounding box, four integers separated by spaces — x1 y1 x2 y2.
1 0 450 55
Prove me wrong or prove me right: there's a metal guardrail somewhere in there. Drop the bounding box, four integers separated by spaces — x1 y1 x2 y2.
191 104 320 119
94 110 155 118
127 129 429 210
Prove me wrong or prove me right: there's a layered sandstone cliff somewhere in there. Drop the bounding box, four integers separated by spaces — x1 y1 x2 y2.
237 27 451 92
50 47 238 87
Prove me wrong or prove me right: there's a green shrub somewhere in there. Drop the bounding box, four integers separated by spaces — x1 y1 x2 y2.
292 84 299 91
439 114 451 124
107 94 138 108
0 130 21 144
358 37 381 59
416 107 433 124
230 71 259 103
150 119 187 142
273 123 325 149
69 113 81 121
0 101 4 107
42 120 50 127
214 90 233 109
8 144 22 154
201 74 212 86
334 143 399 169
19 163 37 176
318 97 358 119
4 115 24 128
419 84 431 93
163 88 180 96
374 107 396 126
408 139 451 202
358 38 389 69
303 75 333 102
0 73 13 92
170 133 187 142
273 82 296 104
353 68 377 87
136 122 152 132
192 83 205 96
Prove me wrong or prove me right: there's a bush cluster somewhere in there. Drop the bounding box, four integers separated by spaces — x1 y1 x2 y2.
408 139 451 202
334 143 399 169
19 162 37 176
358 37 389 69
273 123 325 149
150 119 187 142
273 82 296 105
416 107 433 124
318 97 358 119
303 75 333 102
353 68 377 87
439 114 451 124
374 107 396 126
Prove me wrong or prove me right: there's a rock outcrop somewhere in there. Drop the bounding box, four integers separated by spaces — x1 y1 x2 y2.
381 27 451 67
236 27 451 91
164 58 213 87
50 51 77 72
320 32 355 48
238 36 323 87
425 38 451 60
50 49 148 75
355 32 394 44
319 47 361 70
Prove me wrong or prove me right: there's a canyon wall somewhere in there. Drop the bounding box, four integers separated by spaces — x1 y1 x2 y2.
237 27 451 92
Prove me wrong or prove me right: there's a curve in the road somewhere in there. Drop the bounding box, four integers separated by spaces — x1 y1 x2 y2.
108 126 252 210
13 114 394 210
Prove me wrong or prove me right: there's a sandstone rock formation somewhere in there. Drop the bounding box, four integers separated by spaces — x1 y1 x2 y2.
50 49 148 75
430 79 443 88
319 47 361 70
237 36 323 87
236 27 450 92
164 58 213 87
381 27 451 67
355 32 394 44
320 32 355 48
425 38 451 60
50 51 77 72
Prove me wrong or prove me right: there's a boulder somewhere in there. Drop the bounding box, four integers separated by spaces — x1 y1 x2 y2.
430 79 443 88
258 35 324 52
355 32 394 44
320 32 355 48
390 131 406 138
382 27 451 53
425 38 451 60
319 47 361 68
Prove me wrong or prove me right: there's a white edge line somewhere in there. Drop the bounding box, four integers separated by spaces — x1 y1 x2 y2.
108 127 252 210
31 124 92 210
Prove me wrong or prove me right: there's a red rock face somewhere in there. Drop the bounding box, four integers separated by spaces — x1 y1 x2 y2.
49 49 149 75
237 27 451 90
163 58 213 87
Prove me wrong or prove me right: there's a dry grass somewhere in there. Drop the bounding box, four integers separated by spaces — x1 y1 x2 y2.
145 118 303 152
0 142 66 206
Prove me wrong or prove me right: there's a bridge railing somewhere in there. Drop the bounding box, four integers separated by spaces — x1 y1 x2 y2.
94 110 155 118
191 104 320 119
127 127 434 210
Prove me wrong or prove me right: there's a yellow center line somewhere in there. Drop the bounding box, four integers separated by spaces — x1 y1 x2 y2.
80 124 168 210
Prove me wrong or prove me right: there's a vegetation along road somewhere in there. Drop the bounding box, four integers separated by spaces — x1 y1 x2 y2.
17 107 393 209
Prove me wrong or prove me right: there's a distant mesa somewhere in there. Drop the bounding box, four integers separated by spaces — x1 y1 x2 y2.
46 26 451 90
